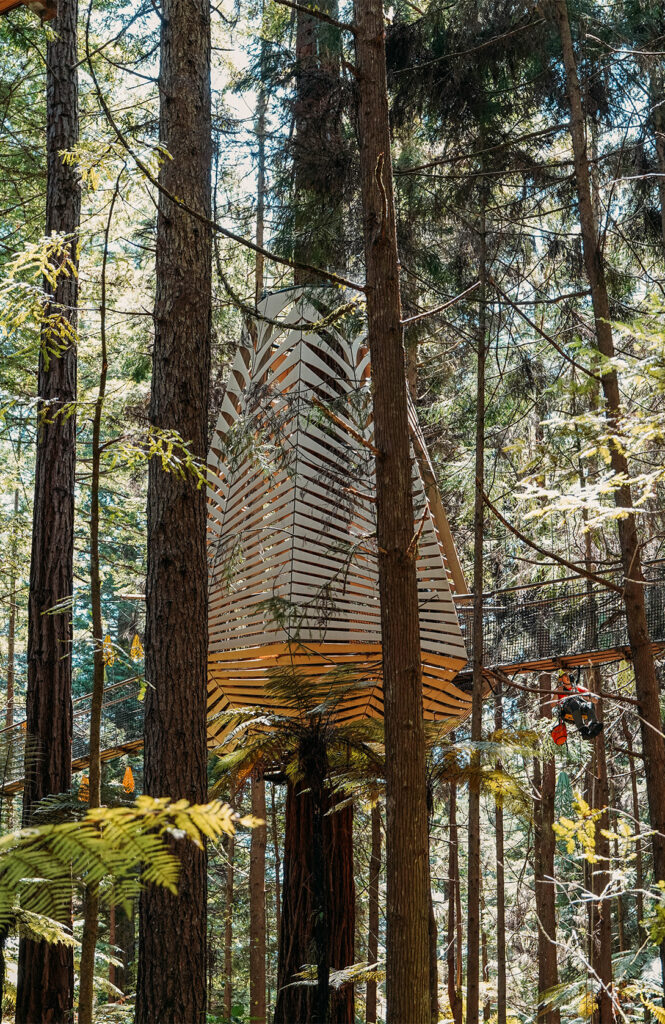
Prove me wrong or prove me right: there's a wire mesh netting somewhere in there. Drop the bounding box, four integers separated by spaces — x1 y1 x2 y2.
0 676 144 791
454 564 665 672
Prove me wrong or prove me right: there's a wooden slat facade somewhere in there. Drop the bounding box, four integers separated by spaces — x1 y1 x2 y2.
206 287 470 742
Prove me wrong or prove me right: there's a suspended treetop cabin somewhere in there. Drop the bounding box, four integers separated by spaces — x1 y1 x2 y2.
206 286 471 740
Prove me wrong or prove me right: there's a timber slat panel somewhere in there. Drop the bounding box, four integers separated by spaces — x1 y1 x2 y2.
206 287 469 727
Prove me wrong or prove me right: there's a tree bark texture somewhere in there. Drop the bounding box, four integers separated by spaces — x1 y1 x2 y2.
224 830 235 1019
366 801 381 1024
274 774 355 1024
554 0 665 992
446 774 463 1024
135 1 211 1020
353 1 430 1020
250 771 267 1024
467 215 487 1024
533 674 560 1024
16 0 80 1018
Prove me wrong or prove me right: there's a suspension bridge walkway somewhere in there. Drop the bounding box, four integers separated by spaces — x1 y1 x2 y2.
1 564 664 796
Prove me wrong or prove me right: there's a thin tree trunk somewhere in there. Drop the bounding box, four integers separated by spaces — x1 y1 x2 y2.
224 830 235 1019
467 204 487 1024
250 771 267 1024
136 0 211 1019
481 898 490 1024
271 784 282 943
622 716 645 939
553 2 665 994
533 672 560 1024
446 772 463 1024
353 1 429 1019
429 872 438 1024
366 801 381 1024
587 671 614 1023
16 0 80 1017
494 684 507 1024
78 170 119 1024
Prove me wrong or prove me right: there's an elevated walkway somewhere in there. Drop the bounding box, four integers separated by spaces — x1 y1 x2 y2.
2 565 664 795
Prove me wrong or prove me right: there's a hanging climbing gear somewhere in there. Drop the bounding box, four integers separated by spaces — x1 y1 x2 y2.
553 669 603 741
122 765 135 794
79 775 89 802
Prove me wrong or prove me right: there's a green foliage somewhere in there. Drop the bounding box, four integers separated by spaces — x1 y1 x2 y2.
0 797 254 933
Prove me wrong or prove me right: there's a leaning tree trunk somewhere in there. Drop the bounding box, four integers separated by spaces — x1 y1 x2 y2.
135 0 211 1020
553 0 665 994
353 0 430 1019
16 1 80 1019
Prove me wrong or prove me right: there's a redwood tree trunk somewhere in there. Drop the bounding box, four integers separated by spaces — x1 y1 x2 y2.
135 0 211 1019
553 0 665 993
353 0 430 1019
250 772 267 1024
16 1 80 1018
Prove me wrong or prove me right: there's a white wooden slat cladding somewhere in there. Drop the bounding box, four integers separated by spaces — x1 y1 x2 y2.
207 287 469 740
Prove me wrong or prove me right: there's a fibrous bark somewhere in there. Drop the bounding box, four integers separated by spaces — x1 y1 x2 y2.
353 0 430 1018
16 1 80 1018
135 0 211 1019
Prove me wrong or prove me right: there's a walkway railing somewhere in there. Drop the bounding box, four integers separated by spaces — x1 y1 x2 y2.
454 563 665 674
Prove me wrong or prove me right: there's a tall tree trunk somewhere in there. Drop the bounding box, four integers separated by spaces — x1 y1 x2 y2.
366 801 381 1024
467 206 487 1024
78 169 119 1024
16 0 80 1017
622 717 645 940
271 784 282 943
224 830 235 1019
428 886 438 1024
481 896 490 1024
587 671 614 1023
353 1 429 1019
533 673 560 1024
250 771 267 1024
136 0 211 1019
494 684 507 1024
553 3 665 994
447 771 463 1024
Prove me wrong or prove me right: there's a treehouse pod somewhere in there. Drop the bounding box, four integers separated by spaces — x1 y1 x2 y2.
206 287 469 740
